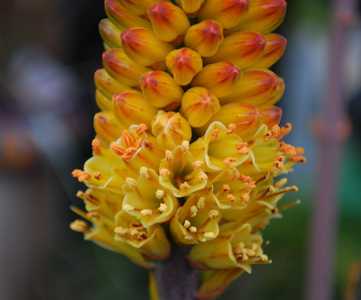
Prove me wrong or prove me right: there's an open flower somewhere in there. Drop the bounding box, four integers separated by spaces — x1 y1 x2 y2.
122 167 178 227
191 122 250 171
159 142 208 197
170 189 221 244
114 211 171 260
210 168 256 210
111 124 164 171
189 223 270 273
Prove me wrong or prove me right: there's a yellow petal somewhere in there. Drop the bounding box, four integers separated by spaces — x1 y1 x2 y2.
166 47 203 85
185 20 224 57
140 70 183 109
148 1 190 42
121 27 173 67
181 87 220 128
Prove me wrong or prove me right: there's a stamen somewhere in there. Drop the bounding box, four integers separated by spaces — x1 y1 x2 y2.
189 226 197 233
208 209 219 219
158 203 168 212
70 220 89 233
184 220 191 228
190 205 198 217
160 168 171 176
155 189 165 199
126 177 137 187
204 232 216 239
197 197 205 209
72 169 91 182
141 209 153 216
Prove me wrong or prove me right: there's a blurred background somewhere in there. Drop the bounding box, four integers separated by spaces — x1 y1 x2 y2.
0 0 360 299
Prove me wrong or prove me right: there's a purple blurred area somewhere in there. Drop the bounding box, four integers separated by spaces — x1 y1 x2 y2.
0 1 361 300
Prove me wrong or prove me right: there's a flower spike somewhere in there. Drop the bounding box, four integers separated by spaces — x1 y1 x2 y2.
72 1 305 299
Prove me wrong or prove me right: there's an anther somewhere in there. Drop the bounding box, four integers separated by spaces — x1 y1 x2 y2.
141 209 153 216
158 203 168 212
155 189 165 199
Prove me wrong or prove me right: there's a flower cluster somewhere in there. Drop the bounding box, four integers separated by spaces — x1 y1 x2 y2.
71 0 304 298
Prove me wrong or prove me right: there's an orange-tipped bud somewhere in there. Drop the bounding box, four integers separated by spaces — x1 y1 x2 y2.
94 111 125 143
176 0 205 13
198 0 249 29
94 69 129 99
113 90 156 127
224 69 285 106
192 62 241 98
185 20 224 57
105 0 151 29
234 0 287 33
102 49 150 87
207 32 266 69
206 103 259 136
166 48 203 85
251 34 287 68
99 19 123 48
259 106 282 128
152 111 192 150
181 87 220 128
148 1 190 42
121 27 173 67
140 71 183 109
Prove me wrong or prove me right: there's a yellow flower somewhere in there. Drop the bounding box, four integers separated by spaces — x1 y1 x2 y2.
114 211 171 260
122 167 178 227
189 223 270 273
71 0 305 298
170 189 221 244
159 142 208 197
